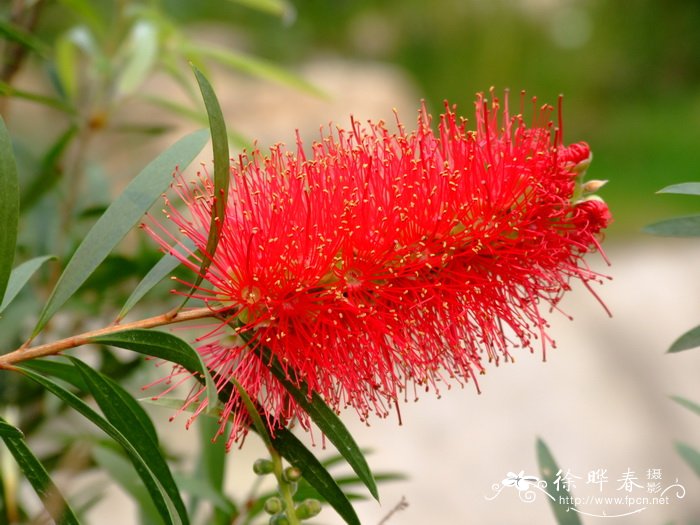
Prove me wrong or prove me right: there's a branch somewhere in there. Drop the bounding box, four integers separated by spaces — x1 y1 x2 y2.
0 306 215 369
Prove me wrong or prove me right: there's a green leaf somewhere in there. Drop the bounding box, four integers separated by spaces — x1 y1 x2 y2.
32 129 209 337
22 358 88 391
536 438 582 525
193 416 234 524
20 126 78 212
69 358 189 524
0 117 19 306
643 214 700 237
223 0 294 18
671 396 700 417
675 442 700 478
262 349 378 500
184 44 324 97
0 80 74 112
17 365 181 525
271 428 361 525
0 256 55 314
668 324 700 353
0 419 24 439
0 18 50 57
658 182 700 196
115 21 159 98
173 473 236 515
0 416 80 525
56 0 106 35
181 67 230 309
89 329 218 415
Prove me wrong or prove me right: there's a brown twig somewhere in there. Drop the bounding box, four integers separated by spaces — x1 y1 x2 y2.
0 306 215 370
377 496 409 525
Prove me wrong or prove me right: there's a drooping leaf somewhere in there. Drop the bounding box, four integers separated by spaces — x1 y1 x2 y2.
675 442 700 478
22 358 88 392
32 129 209 336
0 256 55 314
668 324 700 353
17 365 182 525
536 438 582 525
262 348 378 500
271 428 361 525
90 329 218 415
671 396 700 417
0 416 80 525
643 214 700 237
657 182 700 196
179 67 230 309
70 358 189 524
172 473 236 515
0 117 19 307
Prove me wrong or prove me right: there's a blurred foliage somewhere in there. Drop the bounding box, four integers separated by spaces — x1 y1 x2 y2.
169 0 700 237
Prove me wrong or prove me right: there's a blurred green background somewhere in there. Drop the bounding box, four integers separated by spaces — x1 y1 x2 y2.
170 0 700 239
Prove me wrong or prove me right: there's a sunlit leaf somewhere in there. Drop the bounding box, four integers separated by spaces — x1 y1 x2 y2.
32 129 209 337
0 117 19 305
536 438 582 525
675 442 700 478
0 415 80 525
657 182 700 196
262 348 378 500
671 396 700 417
115 21 159 98
0 256 55 314
668 324 700 353
643 215 700 237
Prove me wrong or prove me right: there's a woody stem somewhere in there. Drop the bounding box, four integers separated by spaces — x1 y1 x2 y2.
0 306 216 370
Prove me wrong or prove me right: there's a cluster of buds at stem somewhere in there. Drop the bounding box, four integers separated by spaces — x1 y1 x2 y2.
253 457 321 523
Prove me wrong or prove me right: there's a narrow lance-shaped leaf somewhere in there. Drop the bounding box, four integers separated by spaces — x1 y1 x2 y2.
180 67 230 310
657 182 700 196
670 396 700 417
222 0 294 18
118 238 195 321
90 329 219 415
0 256 55 314
675 442 700 478
536 438 582 525
261 347 378 500
0 416 80 525
70 358 189 525
643 214 700 237
668 324 700 353
17 365 180 525
32 129 209 337
0 117 19 305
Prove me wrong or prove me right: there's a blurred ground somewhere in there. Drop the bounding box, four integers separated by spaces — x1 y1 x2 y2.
87 57 700 524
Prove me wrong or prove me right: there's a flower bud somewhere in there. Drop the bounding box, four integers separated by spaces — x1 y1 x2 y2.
582 179 608 194
283 466 302 483
264 497 283 515
295 499 322 520
253 458 274 475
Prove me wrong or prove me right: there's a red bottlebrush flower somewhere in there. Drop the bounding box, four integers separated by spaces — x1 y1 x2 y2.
144 91 610 448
